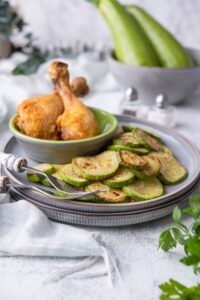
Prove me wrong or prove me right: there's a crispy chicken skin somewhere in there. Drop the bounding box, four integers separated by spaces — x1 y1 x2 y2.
48 62 100 140
16 93 64 140
15 61 99 140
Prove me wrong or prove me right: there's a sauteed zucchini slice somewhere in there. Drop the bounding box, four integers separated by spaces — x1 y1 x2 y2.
36 164 55 174
42 168 64 187
122 125 160 140
114 132 141 147
103 166 134 188
60 164 90 187
132 169 145 179
108 145 149 155
72 151 119 180
142 155 160 177
27 163 55 183
152 152 187 184
134 128 163 151
123 177 164 201
42 178 52 186
86 182 129 203
122 125 136 132
120 150 147 169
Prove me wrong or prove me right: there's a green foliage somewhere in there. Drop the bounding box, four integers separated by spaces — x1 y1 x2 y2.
159 229 177 252
160 279 200 300
12 48 45 75
159 195 200 274
0 1 25 41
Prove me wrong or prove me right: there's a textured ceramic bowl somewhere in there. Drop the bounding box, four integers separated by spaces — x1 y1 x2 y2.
9 107 118 163
108 47 200 105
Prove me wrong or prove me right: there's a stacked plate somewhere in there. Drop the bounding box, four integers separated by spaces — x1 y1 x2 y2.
1 116 200 227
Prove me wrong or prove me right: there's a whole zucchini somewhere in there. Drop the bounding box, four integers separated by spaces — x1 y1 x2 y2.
87 0 160 66
126 5 194 68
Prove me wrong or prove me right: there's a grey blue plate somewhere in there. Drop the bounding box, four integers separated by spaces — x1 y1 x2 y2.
2 115 200 214
9 177 199 227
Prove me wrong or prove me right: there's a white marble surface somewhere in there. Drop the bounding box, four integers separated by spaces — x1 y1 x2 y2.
0 92 200 300
9 0 200 49
1 1 200 298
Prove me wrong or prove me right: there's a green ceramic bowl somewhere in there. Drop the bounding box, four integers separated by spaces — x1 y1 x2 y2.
9 107 118 163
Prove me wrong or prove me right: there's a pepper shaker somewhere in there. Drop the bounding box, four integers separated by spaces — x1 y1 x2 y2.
148 94 176 127
119 87 148 118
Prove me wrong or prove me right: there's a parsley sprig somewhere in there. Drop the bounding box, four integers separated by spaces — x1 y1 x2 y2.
159 195 200 275
159 279 200 300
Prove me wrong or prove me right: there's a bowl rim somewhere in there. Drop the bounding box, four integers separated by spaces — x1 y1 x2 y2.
9 107 118 144
108 46 200 71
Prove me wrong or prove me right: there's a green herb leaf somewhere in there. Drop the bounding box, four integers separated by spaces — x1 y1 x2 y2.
172 206 182 223
180 254 200 266
159 195 200 273
171 227 186 246
159 279 187 299
159 279 200 300
187 236 200 259
159 229 177 252
189 195 200 218
12 50 45 75
192 217 200 235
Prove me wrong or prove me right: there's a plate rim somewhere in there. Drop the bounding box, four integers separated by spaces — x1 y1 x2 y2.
10 179 197 217
2 115 200 210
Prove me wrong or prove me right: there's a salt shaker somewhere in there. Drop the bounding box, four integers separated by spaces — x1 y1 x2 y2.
119 87 148 118
148 94 176 127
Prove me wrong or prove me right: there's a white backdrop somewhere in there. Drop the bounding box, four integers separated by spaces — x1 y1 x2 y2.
9 0 200 49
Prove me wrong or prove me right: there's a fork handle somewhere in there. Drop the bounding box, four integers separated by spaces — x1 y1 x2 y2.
0 153 27 172
0 176 10 193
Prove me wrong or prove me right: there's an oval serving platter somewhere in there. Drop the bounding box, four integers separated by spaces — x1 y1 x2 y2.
2 115 200 213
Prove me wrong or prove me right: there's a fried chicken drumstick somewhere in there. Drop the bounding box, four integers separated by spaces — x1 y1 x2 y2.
16 61 99 140
48 61 100 140
16 93 64 140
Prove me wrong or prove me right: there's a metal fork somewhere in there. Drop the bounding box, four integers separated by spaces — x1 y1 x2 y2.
0 176 101 200
0 153 105 196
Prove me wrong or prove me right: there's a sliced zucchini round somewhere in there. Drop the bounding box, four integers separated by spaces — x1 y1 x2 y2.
35 164 55 174
60 164 91 187
120 150 147 169
27 164 55 183
53 170 64 179
103 166 134 188
134 128 163 152
122 125 160 140
112 138 123 146
72 151 119 180
142 155 160 177
152 152 187 184
86 182 129 203
27 174 41 183
117 132 141 147
163 146 173 156
123 177 164 201
41 169 63 187
53 164 65 171
122 125 135 132
42 177 52 187
53 189 97 201
107 145 150 155
131 169 145 179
